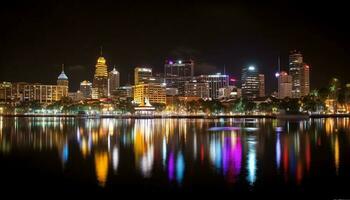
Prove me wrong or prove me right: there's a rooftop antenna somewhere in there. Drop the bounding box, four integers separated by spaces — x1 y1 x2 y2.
62 64 65 72
223 64 226 75
100 46 103 56
278 56 281 72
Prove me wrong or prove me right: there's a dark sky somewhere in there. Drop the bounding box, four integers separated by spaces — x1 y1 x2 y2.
0 0 349 93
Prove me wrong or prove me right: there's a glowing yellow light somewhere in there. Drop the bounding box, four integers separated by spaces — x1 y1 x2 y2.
94 151 109 187
334 136 339 175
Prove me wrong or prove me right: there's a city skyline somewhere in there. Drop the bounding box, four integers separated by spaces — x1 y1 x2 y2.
1 1 349 94
1 1 350 198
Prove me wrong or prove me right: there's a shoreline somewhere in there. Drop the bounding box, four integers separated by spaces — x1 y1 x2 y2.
1 113 350 119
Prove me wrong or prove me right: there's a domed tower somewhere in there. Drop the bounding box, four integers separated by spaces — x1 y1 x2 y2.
92 47 108 98
57 64 69 88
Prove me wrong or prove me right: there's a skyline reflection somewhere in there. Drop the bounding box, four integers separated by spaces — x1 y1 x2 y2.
0 117 349 188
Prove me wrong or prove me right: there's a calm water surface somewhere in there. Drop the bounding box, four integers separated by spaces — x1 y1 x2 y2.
0 117 349 198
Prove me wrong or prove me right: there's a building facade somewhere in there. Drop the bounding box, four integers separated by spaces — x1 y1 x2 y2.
241 66 260 99
117 85 133 99
133 83 166 105
108 67 120 96
0 82 12 102
197 73 229 100
184 80 209 99
12 83 68 103
164 59 194 77
259 74 265 97
277 71 293 99
218 85 241 100
80 80 92 99
164 60 194 95
93 56 108 98
300 64 310 97
134 67 152 85
289 50 310 98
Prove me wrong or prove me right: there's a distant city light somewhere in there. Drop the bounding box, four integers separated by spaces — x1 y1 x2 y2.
275 72 280 78
169 61 173 65
178 60 182 64
248 66 255 71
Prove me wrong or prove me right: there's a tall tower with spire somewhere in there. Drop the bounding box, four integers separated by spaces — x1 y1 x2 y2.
57 64 69 89
108 65 120 97
93 47 108 98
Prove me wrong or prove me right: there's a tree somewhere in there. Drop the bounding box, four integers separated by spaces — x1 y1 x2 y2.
116 99 134 114
185 100 201 113
231 98 256 114
279 98 301 113
152 103 166 112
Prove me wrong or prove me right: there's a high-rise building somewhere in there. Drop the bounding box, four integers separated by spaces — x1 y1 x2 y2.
300 64 310 97
277 71 292 99
8 82 68 104
80 80 92 99
259 74 265 97
116 85 133 99
134 67 152 85
184 80 209 99
0 82 12 103
289 50 310 98
93 54 108 98
197 73 229 99
133 83 166 105
164 59 194 77
57 64 69 89
241 66 260 99
108 66 120 96
68 91 84 102
164 60 194 95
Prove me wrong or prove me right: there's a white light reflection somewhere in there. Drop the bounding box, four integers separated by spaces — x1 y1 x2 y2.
140 145 154 178
162 137 167 168
247 138 257 185
276 133 281 170
112 146 119 173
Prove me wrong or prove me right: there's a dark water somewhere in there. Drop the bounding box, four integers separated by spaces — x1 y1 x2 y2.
0 117 349 198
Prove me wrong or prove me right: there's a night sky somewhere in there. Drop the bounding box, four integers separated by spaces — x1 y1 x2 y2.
0 0 349 93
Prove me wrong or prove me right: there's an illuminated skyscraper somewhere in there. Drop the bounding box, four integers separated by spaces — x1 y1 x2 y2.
164 59 194 77
300 64 310 97
133 83 166 105
258 74 265 97
277 71 292 99
184 80 210 99
0 82 12 103
134 67 152 85
57 64 69 89
164 59 194 95
289 50 310 98
108 66 120 96
241 66 259 99
93 52 108 98
80 80 92 99
197 73 229 99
